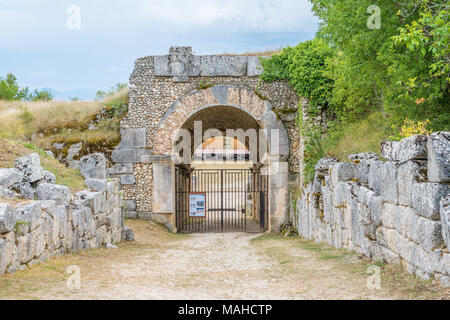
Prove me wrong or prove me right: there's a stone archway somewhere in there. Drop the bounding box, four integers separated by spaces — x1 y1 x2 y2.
113 47 300 232
153 85 289 161
149 85 290 232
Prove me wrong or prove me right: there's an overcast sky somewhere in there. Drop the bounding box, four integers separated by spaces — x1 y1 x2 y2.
0 0 319 99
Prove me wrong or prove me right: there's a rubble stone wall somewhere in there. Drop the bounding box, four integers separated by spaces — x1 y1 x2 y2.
295 132 450 287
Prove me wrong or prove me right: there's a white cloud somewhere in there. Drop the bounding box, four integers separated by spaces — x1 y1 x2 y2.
130 0 318 33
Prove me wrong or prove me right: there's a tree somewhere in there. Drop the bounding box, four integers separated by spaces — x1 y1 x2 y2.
0 73 21 100
392 0 449 91
30 89 53 101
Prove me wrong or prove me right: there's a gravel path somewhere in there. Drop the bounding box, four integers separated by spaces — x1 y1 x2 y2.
1 220 447 300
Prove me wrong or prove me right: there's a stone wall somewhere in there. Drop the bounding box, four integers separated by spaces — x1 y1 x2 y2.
0 153 133 275
295 132 450 287
113 47 300 222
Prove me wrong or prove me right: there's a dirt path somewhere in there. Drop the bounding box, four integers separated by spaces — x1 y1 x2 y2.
0 220 448 300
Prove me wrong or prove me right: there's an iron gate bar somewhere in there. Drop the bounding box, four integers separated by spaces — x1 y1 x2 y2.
175 167 268 233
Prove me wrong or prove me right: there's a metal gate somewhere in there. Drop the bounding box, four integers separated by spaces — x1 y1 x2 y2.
175 167 268 233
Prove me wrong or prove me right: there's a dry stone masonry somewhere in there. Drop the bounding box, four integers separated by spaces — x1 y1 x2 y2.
295 133 450 287
0 153 133 275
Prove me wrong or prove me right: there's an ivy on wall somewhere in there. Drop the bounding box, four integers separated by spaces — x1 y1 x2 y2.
260 38 334 183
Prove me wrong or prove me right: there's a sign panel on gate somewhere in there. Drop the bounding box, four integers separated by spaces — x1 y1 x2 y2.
189 193 206 218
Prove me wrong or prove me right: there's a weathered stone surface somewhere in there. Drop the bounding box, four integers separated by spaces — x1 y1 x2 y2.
111 149 141 163
368 160 383 195
121 226 135 242
52 142 65 150
440 195 450 248
36 183 71 205
79 153 107 179
427 132 450 183
42 170 56 184
0 204 16 233
119 128 146 149
397 161 427 207
315 157 339 172
114 163 134 174
16 202 41 231
379 162 399 204
0 168 24 188
330 162 355 186
381 135 428 162
120 174 136 185
152 162 173 214
11 182 35 200
75 190 103 214
14 153 43 183
0 186 17 199
85 179 108 192
412 183 450 220
123 200 136 211
45 150 54 158
417 216 443 252
293 132 450 287
348 152 379 162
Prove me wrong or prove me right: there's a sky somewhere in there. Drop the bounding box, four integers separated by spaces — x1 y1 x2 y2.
0 0 319 100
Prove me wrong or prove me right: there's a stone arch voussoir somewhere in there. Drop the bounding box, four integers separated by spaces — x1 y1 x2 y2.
153 85 289 162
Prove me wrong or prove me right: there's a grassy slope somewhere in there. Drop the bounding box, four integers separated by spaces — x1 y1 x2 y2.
0 139 85 191
0 88 128 192
324 111 393 161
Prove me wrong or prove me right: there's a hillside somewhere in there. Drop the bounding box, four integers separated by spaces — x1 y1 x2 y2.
0 88 128 191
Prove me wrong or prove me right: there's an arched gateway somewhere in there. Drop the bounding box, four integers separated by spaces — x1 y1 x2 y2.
112 47 301 232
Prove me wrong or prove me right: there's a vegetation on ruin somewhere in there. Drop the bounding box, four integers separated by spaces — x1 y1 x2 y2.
261 0 449 183
0 79 129 190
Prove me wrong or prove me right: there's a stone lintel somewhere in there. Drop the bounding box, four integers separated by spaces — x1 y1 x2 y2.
151 47 267 79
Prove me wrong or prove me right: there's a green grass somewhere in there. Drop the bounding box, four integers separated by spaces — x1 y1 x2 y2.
324 111 393 161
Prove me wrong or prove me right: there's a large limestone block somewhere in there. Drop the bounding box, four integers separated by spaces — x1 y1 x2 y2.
0 168 24 188
74 190 100 212
440 195 450 248
315 157 339 173
381 203 397 229
368 160 383 195
152 162 174 214
114 163 134 174
42 170 56 184
119 128 146 149
11 182 35 200
14 153 43 183
0 186 18 199
111 149 142 164
17 233 33 264
15 202 42 232
417 216 444 252
427 132 450 183
378 162 400 204
121 226 135 242
397 161 427 207
79 153 107 179
381 135 428 162
393 205 418 242
412 183 450 220
85 179 108 192
330 162 356 187
0 204 16 233
36 183 71 205
0 232 15 275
